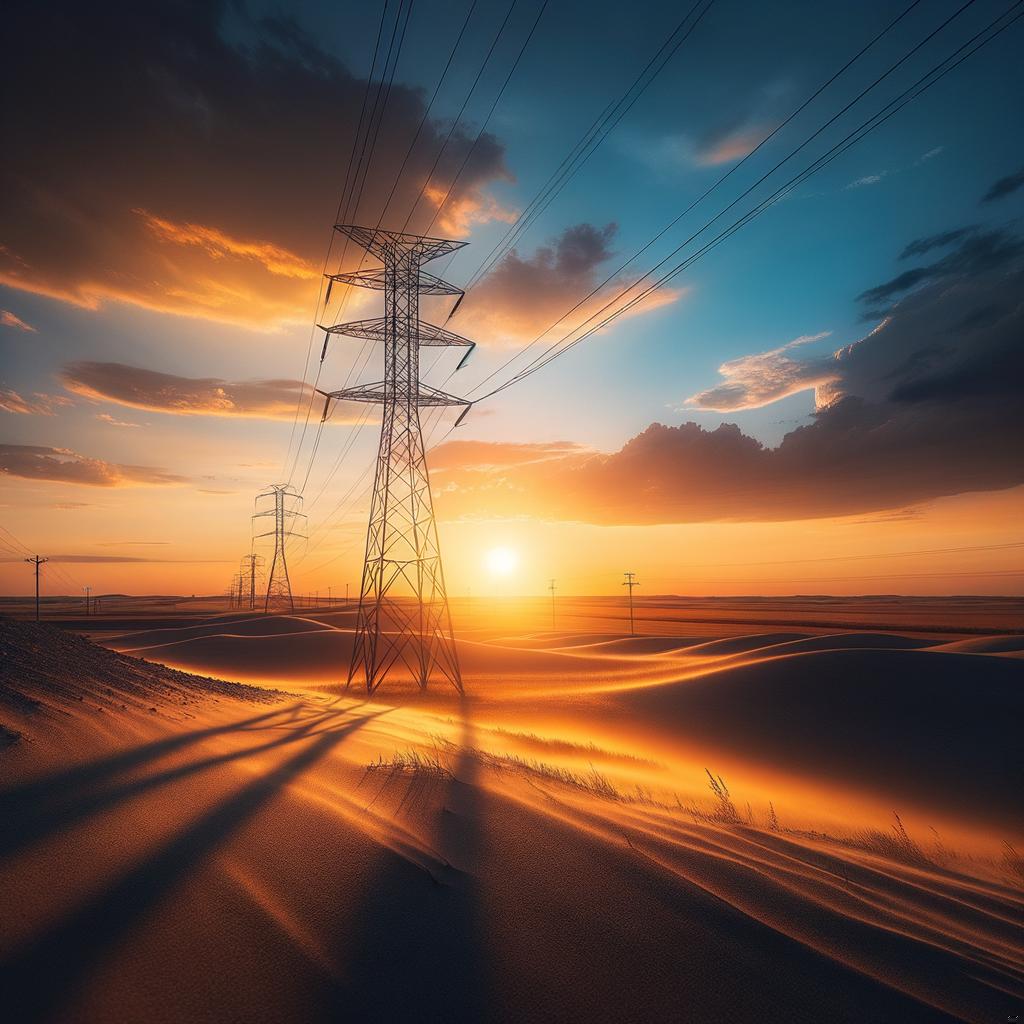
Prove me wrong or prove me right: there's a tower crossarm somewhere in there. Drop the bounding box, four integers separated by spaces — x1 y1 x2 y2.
325 268 463 298
318 316 474 354
317 383 470 409
333 224 467 264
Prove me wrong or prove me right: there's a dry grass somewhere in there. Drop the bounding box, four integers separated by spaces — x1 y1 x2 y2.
364 748 452 780
853 812 931 868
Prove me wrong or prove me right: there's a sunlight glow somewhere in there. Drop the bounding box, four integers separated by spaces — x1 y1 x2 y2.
485 546 519 577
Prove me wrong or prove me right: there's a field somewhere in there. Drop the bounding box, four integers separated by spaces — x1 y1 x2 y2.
1 597 1022 1023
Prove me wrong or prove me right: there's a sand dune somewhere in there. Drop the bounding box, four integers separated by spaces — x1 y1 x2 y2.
931 635 1024 656
615 646 1023 827
2 615 1021 1023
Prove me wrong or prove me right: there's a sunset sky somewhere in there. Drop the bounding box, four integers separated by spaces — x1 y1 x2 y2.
2 0 1023 597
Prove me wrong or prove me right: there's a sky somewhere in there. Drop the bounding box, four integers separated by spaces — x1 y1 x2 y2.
2 0 1024 598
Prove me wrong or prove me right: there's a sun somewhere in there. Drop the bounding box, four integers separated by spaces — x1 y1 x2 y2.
485 546 519 577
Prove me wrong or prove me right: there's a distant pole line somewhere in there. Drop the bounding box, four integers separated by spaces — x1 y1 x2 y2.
84 585 91 616
25 555 47 622
622 571 639 636
548 578 556 630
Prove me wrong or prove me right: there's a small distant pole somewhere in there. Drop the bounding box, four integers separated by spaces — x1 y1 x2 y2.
84 585 92 616
346 582 350 605
622 571 639 636
548 578 557 630
25 556 47 622
328 585 332 607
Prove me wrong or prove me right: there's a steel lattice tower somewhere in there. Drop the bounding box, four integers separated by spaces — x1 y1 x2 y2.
241 553 266 611
253 485 305 614
317 225 473 693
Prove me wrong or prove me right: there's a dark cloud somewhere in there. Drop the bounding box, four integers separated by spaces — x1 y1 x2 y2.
898 227 975 260
437 228 1024 523
857 229 1023 306
0 444 187 487
454 223 682 344
60 361 363 422
981 167 1024 203
0 1 512 328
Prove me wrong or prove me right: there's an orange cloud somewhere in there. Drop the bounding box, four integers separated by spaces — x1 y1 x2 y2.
454 223 685 346
686 332 836 412
60 361 366 423
694 124 774 166
1 6 512 331
422 185 517 238
0 388 72 416
1 444 187 487
135 211 318 279
1 309 36 332
95 412 144 428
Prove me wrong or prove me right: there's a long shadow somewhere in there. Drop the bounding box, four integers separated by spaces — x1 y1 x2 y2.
0 708 386 1024
0 705 352 860
0 702 305 809
330 696 493 1022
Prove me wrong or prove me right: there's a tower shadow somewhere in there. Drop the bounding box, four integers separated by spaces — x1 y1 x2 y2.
0 708 385 1024
331 696 492 1022
0 704 350 861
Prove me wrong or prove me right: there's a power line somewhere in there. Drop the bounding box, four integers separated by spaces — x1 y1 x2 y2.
471 0 1018 404
459 0 927 400
458 0 717 295
421 0 551 237
286 0 418 486
281 0 394 478
294 0 550 521
399 0 521 235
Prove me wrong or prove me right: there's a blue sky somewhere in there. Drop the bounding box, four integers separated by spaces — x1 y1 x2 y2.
2 0 1023 594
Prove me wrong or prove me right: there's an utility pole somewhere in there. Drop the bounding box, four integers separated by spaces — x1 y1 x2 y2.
317 225 474 693
328 585 332 607
241 553 264 611
84 585 91 616
548 578 557 630
622 571 640 636
346 582 350 605
253 485 305 614
25 555 47 622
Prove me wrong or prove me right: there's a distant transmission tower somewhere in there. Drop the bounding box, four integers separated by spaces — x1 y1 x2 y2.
241 553 265 611
253 485 305 614
317 225 473 693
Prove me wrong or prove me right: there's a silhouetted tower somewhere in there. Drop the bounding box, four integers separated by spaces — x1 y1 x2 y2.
548 578 557 630
622 571 640 636
83 585 92 616
253 485 305 614
317 225 473 693
241 553 265 611
25 555 47 622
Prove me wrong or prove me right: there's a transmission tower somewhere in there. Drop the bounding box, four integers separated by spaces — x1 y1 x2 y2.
240 553 265 611
317 225 474 693
253 485 305 614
